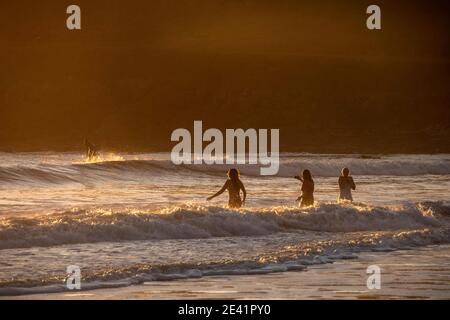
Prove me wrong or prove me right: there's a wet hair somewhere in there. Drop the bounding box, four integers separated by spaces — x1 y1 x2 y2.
341 167 350 177
302 169 313 183
227 168 240 182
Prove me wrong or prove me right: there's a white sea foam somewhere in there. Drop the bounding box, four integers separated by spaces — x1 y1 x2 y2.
1 226 448 296
0 202 447 249
0 155 449 185
0 153 448 296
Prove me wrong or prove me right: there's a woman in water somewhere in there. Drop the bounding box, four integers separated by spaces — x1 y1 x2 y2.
207 168 247 208
294 169 315 207
338 167 356 202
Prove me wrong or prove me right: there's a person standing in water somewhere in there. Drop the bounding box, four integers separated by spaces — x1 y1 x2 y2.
338 167 356 202
207 168 247 208
294 169 315 207
84 138 99 161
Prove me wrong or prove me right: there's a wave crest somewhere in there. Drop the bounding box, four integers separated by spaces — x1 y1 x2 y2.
0 155 449 185
0 202 446 249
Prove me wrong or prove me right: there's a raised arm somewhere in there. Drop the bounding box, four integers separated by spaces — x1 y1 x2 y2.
294 176 303 181
207 180 229 201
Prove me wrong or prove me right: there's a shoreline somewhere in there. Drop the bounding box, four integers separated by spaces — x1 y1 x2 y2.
3 245 449 300
1 150 450 155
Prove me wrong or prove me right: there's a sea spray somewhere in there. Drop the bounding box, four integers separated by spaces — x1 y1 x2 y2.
0 202 445 249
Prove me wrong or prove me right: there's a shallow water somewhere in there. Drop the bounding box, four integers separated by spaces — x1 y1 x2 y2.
0 152 449 295
9 245 449 300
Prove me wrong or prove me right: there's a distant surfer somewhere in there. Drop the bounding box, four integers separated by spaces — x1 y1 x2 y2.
294 169 315 207
338 167 356 202
207 168 247 208
84 138 99 161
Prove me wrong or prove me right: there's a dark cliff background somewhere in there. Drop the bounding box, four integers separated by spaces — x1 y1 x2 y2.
0 0 449 153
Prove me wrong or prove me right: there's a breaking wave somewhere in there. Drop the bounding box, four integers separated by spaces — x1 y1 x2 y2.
0 154 449 185
1 202 448 250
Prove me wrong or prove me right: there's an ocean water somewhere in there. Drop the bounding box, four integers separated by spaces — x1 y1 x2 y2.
0 152 449 296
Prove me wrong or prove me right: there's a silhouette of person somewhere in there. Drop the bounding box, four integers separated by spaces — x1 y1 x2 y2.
84 138 98 160
207 168 247 208
294 169 315 207
338 167 356 202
